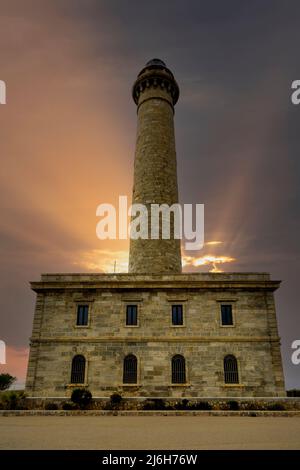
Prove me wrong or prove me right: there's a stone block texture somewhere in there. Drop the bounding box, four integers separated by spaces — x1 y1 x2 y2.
128 59 182 274
25 273 286 398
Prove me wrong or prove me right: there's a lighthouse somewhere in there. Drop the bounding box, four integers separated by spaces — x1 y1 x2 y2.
129 59 182 274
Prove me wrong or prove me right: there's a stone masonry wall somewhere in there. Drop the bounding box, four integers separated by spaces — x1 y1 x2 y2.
25 273 286 398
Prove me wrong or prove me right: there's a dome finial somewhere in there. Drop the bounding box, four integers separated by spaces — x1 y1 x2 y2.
146 58 166 67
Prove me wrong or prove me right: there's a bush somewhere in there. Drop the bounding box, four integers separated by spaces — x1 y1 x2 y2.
62 401 78 410
241 401 260 411
142 399 166 410
174 399 189 410
228 400 239 411
267 402 285 411
0 391 27 410
142 400 154 410
191 401 212 410
71 388 92 409
287 389 300 397
0 374 16 391
45 402 58 410
110 393 122 408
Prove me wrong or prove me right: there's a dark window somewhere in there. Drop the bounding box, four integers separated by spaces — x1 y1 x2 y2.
221 304 233 325
71 355 86 384
123 354 137 384
224 355 239 384
172 354 186 384
126 305 138 326
77 305 89 326
172 305 183 325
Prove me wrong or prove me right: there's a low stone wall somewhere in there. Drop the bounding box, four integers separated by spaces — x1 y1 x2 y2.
0 410 300 417
24 397 300 411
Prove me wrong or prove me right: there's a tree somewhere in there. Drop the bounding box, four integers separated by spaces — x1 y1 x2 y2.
0 374 16 391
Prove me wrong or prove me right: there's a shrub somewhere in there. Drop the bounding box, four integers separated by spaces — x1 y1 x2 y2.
267 402 285 411
45 402 58 410
191 401 212 410
174 399 189 410
71 388 92 409
228 400 239 411
241 401 260 411
0 391 27 410
110 393 122 408
142 399 166 410
181 398 189 410
287 389 300 397
142 400 154 410
62 401 78 410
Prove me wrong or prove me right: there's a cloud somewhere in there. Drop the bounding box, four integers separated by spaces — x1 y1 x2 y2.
183 254 235 272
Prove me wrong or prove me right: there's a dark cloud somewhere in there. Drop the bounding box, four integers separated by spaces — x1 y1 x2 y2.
0 0 299 388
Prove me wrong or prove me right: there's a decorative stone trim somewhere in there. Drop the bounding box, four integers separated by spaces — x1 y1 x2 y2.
132 69 179 106
65 383 89 388
30 336 281 343
168 384 191 387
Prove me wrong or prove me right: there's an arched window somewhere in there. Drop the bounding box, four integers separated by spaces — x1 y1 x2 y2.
172 354 186 384
123 354 137 384
224 355 239 384
71 355 86 384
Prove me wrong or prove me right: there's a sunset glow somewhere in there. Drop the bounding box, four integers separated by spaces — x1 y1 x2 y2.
74 249 129 273
182 254 235 272
205 241 223 246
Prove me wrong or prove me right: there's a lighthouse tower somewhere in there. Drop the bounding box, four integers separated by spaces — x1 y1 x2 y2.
128 59 182 274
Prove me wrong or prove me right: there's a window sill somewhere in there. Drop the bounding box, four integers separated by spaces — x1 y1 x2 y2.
222 384 245 387
120 384 141 387
170 325 186 328
124 325 140 328
168 383 191 387
65 383 89 388
74 325 90 329
220 325 235 328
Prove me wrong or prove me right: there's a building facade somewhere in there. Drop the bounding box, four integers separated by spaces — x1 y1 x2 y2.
25 60 285 397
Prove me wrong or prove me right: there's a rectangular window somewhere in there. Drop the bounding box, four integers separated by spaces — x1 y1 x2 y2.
76 305 89 326
221 304 233 326
172 305 183 325
126 305 138 326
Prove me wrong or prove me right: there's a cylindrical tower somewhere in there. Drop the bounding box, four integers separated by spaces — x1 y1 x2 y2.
128 59 182 274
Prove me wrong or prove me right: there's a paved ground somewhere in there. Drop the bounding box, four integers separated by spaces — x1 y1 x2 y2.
0 416 299 449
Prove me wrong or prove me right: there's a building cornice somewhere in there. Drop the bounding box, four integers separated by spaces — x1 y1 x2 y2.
30 273 281 293
30 335 281 344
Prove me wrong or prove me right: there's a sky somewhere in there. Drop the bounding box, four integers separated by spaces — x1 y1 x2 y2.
0 0 299 389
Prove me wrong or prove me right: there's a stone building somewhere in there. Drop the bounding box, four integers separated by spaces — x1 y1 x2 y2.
25 59 285 398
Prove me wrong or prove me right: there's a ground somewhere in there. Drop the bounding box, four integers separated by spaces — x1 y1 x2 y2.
0 416 299 449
